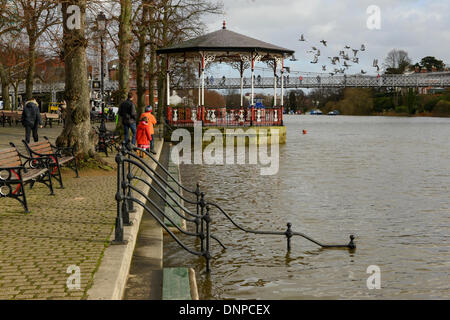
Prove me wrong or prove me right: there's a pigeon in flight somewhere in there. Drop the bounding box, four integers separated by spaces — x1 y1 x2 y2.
299 34 306 41
344 45 351 49
343 54 350 61
372 59 378 67
361 70 367 74
352 57 359 64
322 65 327 71
352 49 359 57
343 61 351 68
360 44 366 51
290 54 298 62
312 46 318 51
320 40 327 46
316 49 321 56
311 56 318 64
329 72 335 76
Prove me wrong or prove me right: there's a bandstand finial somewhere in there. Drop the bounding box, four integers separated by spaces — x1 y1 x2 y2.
223 20 226 29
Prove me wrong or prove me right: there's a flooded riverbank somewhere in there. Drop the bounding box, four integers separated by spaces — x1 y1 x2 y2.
164 115 450 299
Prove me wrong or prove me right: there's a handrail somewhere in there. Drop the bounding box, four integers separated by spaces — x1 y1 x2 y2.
124 147 200 206
208 202 355 250
122 156 201 219
129 144 198 195
113 143 356 273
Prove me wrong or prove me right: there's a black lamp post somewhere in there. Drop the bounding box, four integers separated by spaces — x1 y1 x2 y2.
97 12 107 133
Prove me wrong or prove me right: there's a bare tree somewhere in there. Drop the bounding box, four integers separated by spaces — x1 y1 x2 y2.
56 0 95 159
384 49 411 74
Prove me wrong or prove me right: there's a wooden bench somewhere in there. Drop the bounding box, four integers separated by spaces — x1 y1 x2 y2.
22 138 79 189
42 113 60 128
0 145 55 213
1 111 19 127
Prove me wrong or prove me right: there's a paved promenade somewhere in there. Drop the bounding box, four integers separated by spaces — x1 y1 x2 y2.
0 124 127 299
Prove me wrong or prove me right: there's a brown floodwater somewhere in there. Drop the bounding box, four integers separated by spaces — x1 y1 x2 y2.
163 115 450 299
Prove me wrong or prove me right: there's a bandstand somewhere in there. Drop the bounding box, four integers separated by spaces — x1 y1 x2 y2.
156 22 295 127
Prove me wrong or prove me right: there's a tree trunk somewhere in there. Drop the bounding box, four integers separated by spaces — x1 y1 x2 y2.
25 40 36 100
135 4 148 118
0 63 11 110
56 0 95 159
118 0 132 103
148 42 155 110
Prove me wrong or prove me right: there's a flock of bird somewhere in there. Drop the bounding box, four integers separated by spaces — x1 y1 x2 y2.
292 34 381 76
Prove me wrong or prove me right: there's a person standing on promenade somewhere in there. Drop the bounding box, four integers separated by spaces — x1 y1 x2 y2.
140 105 157 154
135 116 152 158
21 98 43 143
119 92 137 145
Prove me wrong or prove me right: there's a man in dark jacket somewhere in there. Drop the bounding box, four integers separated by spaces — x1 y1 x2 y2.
118 92 137 145
21 98 43 143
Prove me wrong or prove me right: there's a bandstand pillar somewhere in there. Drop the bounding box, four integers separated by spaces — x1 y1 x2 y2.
281 59 284 107
166 57 170 108
273 60 277 107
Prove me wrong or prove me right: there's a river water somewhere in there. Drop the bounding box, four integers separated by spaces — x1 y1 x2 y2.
164 115 450 299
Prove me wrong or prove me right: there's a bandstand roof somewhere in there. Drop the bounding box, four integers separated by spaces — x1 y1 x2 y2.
156 23 295 59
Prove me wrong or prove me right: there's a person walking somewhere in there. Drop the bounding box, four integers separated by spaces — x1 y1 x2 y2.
118 92 137 145
135 117 152 158
140 105 157 154
21 98 43 143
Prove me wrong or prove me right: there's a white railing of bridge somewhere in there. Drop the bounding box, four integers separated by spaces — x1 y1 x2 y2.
8 73 450 95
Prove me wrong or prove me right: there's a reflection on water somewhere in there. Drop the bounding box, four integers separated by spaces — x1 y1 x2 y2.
164 115 450 299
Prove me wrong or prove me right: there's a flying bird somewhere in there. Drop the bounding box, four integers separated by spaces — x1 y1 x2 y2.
329 72 335 76
322 65 327 71
372 59 378 67
344 45 351 49
361 70 367 74
352 57 359 64
360 44 366 51
320 40 327 46
311 56 318 64
312 46 318 51
290 54 298 62
343 61 351 68
352 49 359 57
316 49 321 56
299 34 306 41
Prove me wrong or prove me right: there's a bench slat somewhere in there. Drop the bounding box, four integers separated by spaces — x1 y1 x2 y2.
22 168 47 181
0 159 22 167
0 148 17 155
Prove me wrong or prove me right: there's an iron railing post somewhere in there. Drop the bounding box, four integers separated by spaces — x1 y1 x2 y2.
199 192 206 252
126 146 136 214
112 153 127 245
121 144 132 226
195 183 200 234
204 204 212 273
285 223 293 252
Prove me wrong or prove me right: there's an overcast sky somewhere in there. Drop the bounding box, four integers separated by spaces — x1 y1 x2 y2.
200 0 450 77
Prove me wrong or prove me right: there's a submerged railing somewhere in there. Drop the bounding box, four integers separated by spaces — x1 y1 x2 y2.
113 143 355 272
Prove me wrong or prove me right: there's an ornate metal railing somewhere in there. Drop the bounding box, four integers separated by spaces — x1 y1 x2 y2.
113 144 356 272
10 72 450 96
167 106 283 127
173 73 450 89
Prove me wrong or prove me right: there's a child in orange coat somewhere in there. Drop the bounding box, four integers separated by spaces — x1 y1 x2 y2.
136 117 152 158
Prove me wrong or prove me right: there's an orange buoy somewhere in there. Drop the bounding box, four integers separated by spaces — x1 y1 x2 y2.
302 130 307 135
